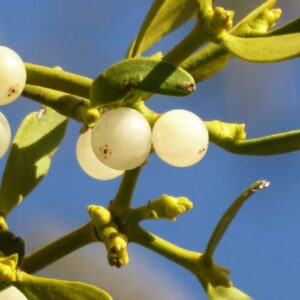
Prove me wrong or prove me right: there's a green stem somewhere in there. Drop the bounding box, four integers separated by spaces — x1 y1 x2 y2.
111 167 142 216
131 101 160 128
22 222 98 274
22 85 90 123
163 22 210 66
203 180 269 262
210 129 300 155
128 225 200 272
124 206 155 225
25 63 92 98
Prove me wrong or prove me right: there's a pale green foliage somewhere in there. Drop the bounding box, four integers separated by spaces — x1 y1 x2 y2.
219 31 300 62
0 108 67 216
90 58 195 108
15 272 112 300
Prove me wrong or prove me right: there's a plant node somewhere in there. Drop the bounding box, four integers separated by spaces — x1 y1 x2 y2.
201 6 235 36
0 253 18 282
88 205 129 268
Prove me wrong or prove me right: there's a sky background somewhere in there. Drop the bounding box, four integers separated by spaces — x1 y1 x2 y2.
0 1 300 299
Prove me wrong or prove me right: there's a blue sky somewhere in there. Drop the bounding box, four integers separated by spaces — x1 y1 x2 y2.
0 1 300 299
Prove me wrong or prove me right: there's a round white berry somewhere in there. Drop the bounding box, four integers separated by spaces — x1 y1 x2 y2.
0 111 11 158
0 46 26 105
152 109 209 167
76 128 124 180
91 107 152 170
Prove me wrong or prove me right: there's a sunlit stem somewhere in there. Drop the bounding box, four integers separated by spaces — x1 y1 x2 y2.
25 63 92 98
132 101 160 128
111 167 142 216
22 222 97 274
23 85 92 122
202 180 270 263
163 21 210 66
128 225 200 271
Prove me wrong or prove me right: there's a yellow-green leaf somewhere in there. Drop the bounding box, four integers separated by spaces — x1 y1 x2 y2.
206 284 252 300
128 0 197 57
90 58 195 108
219 31 300 62
0 108 68 216
15 272 113 300
182 44 231 82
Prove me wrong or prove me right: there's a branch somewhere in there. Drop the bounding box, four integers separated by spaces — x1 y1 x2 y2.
111 167 142 216
128 225 199 271
25 63 92 98
22 85 99 126
22 222 97 274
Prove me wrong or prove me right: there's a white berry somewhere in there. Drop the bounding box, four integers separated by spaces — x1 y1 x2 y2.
91 107 152 170
76 128 124 180
152 109 209 167
0 111 11 158
0 46 26 105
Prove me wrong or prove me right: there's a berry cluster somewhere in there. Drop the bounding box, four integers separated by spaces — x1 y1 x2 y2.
77 107 209 180
0 46 26 159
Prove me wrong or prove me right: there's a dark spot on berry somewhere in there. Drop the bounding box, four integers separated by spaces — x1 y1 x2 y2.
100 144 112 159
198 147 206 154
7 84 19 97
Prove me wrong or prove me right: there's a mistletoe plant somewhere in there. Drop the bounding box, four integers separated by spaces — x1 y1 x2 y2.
0 0 300 299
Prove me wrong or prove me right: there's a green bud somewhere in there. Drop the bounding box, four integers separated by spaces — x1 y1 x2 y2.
202 7 235 36
0 253 18 282
88 205 112 226
107 234 129 268
88 205 129 267
205 120 246 144
81 108 100 127
149 194 193 221
237 8 282 36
